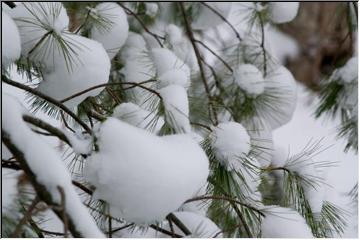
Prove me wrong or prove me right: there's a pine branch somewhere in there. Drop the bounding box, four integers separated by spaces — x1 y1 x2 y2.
2 76 92 134
179 2 218 125
2 130 84 237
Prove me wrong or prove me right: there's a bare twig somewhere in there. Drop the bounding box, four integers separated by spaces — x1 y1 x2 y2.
179 2 218 125
60 80 160 103
167 213 191 236
150 224 183 238
10 197 40 237
2 76 91 134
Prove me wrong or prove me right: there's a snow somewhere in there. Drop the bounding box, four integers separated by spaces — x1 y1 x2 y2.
2 94 103 237
268 2 299 24
180 183 209 216
263 66 297 129
145 3 158 17
112 102 164 133
162 211 222 238
157 69 190 89
63 130 93 155
192 2 232 30
159 85 191 133
84 118 209 224
261 205 313 238
150 48 191 80
234 64 265 96
209 122 251 171
2 11 21 68
9 2 69 65
337 57 358 83
91 3 129 59
37 34 110 109
120 32 147 60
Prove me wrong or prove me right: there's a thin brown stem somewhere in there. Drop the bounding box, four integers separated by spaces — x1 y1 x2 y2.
150 224 183 238
179 2 218 125
167 213 191 236
2 76 91 134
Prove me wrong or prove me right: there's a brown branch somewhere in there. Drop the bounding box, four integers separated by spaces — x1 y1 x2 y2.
179 2 218 125
167 213 191 236
2 130 84 237
118 3 164 47
150 224 183 238
194 39 233 73
105 223 134 235
201 2 242 42
2 76 91 134
10 197 40 237
60 80 159 103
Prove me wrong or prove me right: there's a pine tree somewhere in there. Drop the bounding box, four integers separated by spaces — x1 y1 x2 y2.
1 2 357 238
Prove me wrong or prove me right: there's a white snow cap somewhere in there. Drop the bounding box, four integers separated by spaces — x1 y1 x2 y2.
91 3 129 59
210 122 251 171
112 102 164 133
268 2 299 24
159 85 191 133
9 2 69 62
192 2 232 30
145 3 159 17
2 11 21 68
84 118 209 224
263 66 297 129
261 205 313 238
2 94 103 237
337 56 358 83
157 69 190 89
37 34 110 108
235 64 265 96
150 48 191 80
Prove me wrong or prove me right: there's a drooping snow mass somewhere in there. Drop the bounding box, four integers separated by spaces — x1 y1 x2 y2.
84 118 209 224
263 66 297 129
157 69 190 89
2 94 103 237
161 211 222 238
261 205 313 238
63 130 93 155
268 2 299 24
159 85 191 133
210 122 251 171
337 56 358 83
112 102 164 133
37 34 110 109
192 2 232 30
2 11 21 68
150 48 191 80
234 64 265 97
91 3 129 59
120 32 148 60
9 2 69 66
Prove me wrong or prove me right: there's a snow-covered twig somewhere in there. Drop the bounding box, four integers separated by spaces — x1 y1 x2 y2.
2 76 92 134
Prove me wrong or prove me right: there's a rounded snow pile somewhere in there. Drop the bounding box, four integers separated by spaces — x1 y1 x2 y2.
261 205 313 238
91 3 129 59
262 66 297 129
112 102 164 133
235 64 265 97
210 122 251 171
37 34 110 108
84 118 209 224
2 11 21 68
268 2 299 24
9 2 69 65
